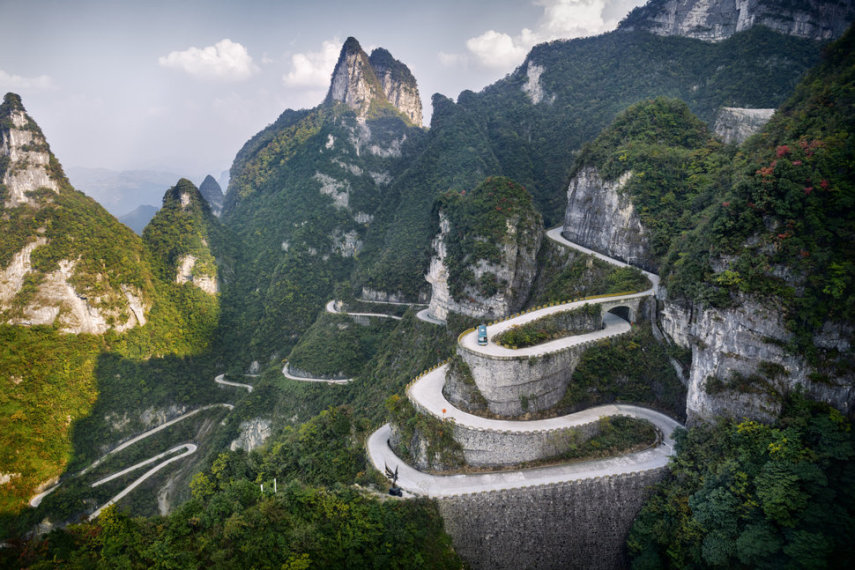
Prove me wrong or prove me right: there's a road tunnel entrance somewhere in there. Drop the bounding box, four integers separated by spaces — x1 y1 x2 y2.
607 305 631 323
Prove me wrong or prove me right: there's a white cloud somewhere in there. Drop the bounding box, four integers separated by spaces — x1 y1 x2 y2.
466 30 530 69
158 39 258 81
0 69 54 91
460 0 644 70
438 51 466 67
283 39 341 87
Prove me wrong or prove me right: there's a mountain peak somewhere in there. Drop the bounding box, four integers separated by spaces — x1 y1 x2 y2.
161 178 209 214
199 174 224 217
0 92 65 208
1 92 25 113
325 38 422 125
341 36 362 55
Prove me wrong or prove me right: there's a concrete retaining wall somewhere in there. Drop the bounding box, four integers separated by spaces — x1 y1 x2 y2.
437 468 667 569
452 420 601 467
459 342 599 416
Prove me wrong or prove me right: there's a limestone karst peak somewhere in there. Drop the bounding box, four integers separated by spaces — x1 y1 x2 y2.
162 177 207 212
325 38 422 125
198 174 224 217
368 48 422 125
0 92 66 208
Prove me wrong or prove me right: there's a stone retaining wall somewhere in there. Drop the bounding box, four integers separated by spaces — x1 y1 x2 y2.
452 420 601 467
458 340 601 416
437 468 667 569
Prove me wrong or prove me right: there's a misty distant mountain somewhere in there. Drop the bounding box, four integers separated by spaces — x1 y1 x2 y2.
65 167 184 217
118 204 159 234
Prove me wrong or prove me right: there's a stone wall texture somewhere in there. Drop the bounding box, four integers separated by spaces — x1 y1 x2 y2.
451 421 601 467
437 468 667 569
458 343 594 416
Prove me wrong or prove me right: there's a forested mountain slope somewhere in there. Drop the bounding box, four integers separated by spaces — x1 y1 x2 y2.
221 27 826 367
0 97 229 516
356 26 823 301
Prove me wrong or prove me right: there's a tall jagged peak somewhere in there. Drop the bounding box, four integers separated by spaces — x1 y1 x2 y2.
325 38 422 125
144 178 221 295
0 92 66 208
369 48 422 125
198 174 224 217
619 0 855 42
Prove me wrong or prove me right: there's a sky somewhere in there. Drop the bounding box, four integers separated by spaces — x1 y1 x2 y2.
0 0 646 180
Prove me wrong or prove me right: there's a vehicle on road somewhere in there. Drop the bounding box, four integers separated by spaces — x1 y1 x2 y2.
477 324 488 346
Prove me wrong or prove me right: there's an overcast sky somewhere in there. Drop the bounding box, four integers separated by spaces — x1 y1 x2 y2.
0 0 645 179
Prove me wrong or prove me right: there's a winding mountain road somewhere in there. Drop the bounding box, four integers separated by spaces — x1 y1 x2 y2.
416 308 446 326
545 226 659 291
326 299 403 320
88 443 198 520
214 373 254 393
366 228 681 497
282 363 352 384
31 385 238 511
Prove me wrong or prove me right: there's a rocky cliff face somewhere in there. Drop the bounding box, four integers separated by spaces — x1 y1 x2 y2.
198 174 224 217
0 93 60 208
0 93 153 333
713 107 775 143
562 167 655 272
368 48 423 125
426 178 543 321
326 37 422 125
229 418 272 451
659 293 853 423
620 0 855 42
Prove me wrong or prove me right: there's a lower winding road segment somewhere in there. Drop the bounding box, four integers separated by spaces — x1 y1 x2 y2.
88 443 198 520
326 299 403 320
30 398 235 511
366 228 682 497
215 373 254 393
282 363 352 384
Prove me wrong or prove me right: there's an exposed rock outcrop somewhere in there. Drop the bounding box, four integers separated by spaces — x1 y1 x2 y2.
326 37 422 125
562 167 655 272
0 93 60 208
426 178 543 321
521 62 553 105
620 0 855 42
659 293 854 423
229 418 272 452
175 254 218 294
198 174 224 217
0 94 154 333
713 107 775 143
368 48 423 125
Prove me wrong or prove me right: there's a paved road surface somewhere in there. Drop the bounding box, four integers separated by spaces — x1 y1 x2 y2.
282 363 352 384
365 227 679 497
214 373 254 393
89 443 198 520
368 408 679 498
416 308 446 326
545 226 659 290
459 305 635 357
409 364 665 433
326 299 403 320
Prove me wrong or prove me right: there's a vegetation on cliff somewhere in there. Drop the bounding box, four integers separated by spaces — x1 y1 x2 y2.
357 27 822 296
435 176 542 300
663 27 855 358
494 303 601 349
628 396 855 568
572 97 731 261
